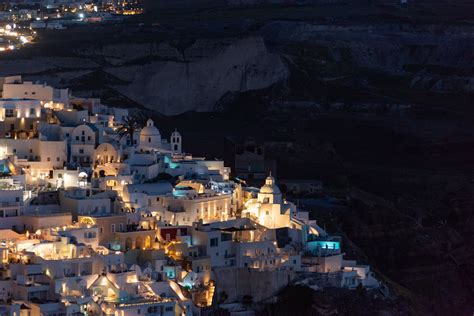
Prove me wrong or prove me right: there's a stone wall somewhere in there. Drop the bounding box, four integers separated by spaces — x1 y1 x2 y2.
212 267 296 303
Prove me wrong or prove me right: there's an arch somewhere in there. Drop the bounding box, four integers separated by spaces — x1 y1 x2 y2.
125 237 133 251
79 217 96 226
135 236 143 249
144 235 152 249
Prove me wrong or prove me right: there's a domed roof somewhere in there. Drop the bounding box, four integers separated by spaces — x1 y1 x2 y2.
140 119 161 137
260 175 281 195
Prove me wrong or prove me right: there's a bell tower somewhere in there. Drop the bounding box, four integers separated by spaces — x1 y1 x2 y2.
170 129 182 154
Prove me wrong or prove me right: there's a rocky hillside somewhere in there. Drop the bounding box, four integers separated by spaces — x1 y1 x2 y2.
1 2 472 114
260 21 474 94
103 37 288 115
0 36 288 115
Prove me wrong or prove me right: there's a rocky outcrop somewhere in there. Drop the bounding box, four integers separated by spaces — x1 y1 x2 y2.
104 37 288 115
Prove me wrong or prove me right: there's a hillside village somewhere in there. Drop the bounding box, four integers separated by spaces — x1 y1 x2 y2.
0 76 380 315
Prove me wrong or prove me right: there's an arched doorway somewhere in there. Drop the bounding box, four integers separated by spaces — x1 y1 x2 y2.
125 237 133 251
144 235 152 249
135 236 143 249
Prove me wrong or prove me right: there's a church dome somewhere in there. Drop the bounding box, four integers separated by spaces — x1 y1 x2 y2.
260 175 281 194
140 119 162 147
140 119 161 137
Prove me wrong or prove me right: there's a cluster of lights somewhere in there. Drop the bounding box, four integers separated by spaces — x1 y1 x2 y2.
0 23 34 52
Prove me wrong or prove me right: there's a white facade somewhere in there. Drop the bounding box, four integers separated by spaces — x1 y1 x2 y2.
139 119 162 149
0 138 67 183
3 79 69 105
70 124 97 165
242 175 295 229
160 193 232 226
0 99 41 121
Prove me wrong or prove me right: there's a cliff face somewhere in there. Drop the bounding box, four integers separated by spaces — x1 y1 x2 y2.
0 36 288 115
260 22 474 70
259 21 474 94
104 37 288 115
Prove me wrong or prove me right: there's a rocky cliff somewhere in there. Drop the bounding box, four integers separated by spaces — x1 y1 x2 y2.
0 36 288 115
103 37 288 115
259 21 474 94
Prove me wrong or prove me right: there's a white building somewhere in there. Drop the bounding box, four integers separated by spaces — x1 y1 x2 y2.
70 124 98 165
242 175 295 229
159 188 232 226
0 98 41 121
2 77 69 106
